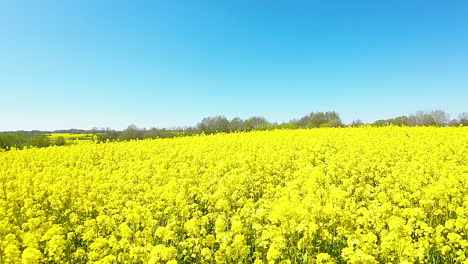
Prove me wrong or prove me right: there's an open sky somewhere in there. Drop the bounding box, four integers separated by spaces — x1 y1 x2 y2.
1 0 467 131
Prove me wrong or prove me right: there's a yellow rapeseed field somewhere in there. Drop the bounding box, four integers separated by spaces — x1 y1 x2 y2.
0 127 467 264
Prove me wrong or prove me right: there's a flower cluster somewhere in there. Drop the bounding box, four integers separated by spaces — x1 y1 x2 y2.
0 127 467 263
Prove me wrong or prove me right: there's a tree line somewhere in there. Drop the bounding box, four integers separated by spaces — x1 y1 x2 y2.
90 111 346 142
0 132 66 151
371 110 468 127
1 110 467 150
93 110 467 142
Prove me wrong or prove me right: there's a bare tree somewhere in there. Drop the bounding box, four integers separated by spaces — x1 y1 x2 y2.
459 112 468 126
408 111 436 126
430 110 449 126
351 119 364 126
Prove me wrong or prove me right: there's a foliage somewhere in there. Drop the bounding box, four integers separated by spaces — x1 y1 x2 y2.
2 109 467 150
458 113 468 126
198 116 231 134
0 132 52 150
55 136 67 146
92 127 181 143
372 110 463 127
296 111 343 128
350 119 364 127
0 127 467 263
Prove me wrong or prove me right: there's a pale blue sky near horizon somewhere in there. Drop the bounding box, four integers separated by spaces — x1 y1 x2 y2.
0 0 467 131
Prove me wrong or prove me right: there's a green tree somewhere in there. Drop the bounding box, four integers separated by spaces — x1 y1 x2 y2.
277 122 300 129
55 136 66 146
198 116 230 133
244 116 270 130
119 124 144 140
229 117 245 131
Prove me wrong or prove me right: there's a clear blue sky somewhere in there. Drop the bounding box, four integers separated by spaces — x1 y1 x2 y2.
1 0 467 131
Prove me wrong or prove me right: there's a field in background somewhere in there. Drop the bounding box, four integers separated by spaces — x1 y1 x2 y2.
1 127 467 263
47 133 94 144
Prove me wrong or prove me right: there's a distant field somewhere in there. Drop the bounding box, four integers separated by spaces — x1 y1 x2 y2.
47 133 95 144
1 127 467 263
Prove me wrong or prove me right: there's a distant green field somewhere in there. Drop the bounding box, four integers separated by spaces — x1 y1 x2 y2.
47 133 95 144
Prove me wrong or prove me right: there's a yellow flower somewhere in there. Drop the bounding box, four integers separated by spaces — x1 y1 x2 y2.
0 127 466 262
21 247 43 264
